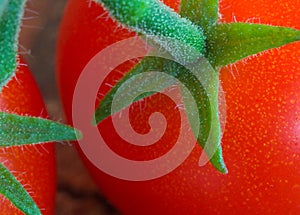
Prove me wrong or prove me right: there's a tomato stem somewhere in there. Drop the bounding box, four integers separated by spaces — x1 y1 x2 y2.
95 0 206 63
180 0 219 31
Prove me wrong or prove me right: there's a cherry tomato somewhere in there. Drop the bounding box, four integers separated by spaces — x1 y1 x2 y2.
57 0 300 214
0 58 56 214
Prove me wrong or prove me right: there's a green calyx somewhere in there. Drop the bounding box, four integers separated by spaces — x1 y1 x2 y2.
0 163 42 215
0 112 82 146
0 0 8 18
95 56 227 173
0 112 81 215
0 1 82 213
206 23 300 67
0 0 26 92
95 0 300 174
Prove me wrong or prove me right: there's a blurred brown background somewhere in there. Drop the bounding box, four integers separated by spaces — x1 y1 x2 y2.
20 0 118 214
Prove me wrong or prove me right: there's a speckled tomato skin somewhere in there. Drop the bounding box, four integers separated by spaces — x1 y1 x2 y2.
57 0 300 214
0 58 56 214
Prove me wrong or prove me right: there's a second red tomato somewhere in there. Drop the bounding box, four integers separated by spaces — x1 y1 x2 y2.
57 0 300 214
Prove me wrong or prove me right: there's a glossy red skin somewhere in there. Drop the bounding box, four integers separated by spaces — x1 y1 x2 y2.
0 58 56 214
57 0 300 214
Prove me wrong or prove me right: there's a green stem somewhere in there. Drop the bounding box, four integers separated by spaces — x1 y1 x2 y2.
0 0 26 92
95 0 206 61
180 0 219 31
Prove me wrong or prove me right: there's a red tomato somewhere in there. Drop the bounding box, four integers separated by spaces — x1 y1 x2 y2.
57 0 300 214
0 58 56 214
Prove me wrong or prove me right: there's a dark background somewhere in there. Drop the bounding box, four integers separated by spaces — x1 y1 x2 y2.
20 0 118 214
